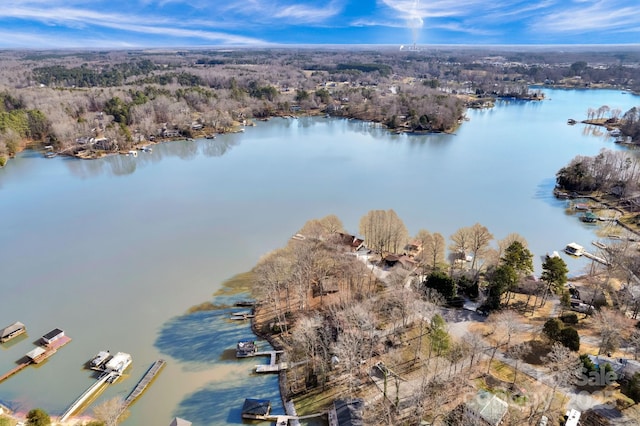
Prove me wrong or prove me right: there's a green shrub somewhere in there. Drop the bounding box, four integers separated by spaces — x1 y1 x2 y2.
26 408 50 426
580 354 596 373
560 313 579 325
558 327 580 351
543 318 563 341
625 372 640 402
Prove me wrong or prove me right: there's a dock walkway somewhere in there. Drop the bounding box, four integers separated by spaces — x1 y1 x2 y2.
251 351 288 373
583 251 608 265
123 359 166 408
266 411 325 425
0 361 30 383
59 372 117 422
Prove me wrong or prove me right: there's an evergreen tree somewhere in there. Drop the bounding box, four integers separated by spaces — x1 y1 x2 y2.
26 409 50 426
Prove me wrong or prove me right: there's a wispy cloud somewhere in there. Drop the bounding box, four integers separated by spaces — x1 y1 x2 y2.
534 1 640 34
0 4 268 45
1 0 639 47
274 2 342 23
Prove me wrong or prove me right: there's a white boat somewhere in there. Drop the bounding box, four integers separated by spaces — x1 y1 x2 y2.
105 352 132 374
564 242 585 256
90 350 111 368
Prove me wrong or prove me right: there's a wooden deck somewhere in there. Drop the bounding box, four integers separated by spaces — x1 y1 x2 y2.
123 359 166 407
0 361 30 383
249 351 288 373
0 336 72 382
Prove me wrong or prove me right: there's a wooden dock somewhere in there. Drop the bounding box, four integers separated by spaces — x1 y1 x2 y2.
583 251 608 265
252 351 287 373
122 359 166 408
59 371 117 422
265 411 325 425
0 361 30 383
0 336 71 383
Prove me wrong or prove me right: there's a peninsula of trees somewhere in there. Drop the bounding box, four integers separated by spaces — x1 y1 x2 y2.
244 210 640 425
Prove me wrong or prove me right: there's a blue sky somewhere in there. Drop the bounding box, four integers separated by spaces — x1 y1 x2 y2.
1 0 639 48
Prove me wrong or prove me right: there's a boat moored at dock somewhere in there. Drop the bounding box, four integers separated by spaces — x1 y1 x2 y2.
236 340 258 357
104 352 132 375
565 242 585 256
89 350 111 369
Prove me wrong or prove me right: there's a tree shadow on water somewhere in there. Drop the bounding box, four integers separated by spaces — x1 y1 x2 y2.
173 376 283 425
154 309 257 365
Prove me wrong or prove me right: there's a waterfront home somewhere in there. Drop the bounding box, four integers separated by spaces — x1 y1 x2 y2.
328 398 364 426
241 399 271 420
41 328 65 346
1 321 26 343
380 254 416 270
169 418 192 426
335 232 365 251
404 240 423 256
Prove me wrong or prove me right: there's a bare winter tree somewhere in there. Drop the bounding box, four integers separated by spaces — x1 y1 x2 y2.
359 209 408 254
486 310 523 373
423 232 446 272
254 250 293 333
467 223 494 274
92 397 129 426
592 307 630 355
542 342 582 409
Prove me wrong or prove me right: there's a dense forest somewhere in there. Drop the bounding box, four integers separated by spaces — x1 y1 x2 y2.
1 46 640 166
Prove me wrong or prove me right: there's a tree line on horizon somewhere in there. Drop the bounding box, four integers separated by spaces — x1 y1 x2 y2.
3 47 640 167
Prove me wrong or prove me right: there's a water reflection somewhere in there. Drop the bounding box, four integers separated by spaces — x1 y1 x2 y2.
174 376 283 425
64 136 240 178
157 298 284 425
582 124 605 138
155 309 254 367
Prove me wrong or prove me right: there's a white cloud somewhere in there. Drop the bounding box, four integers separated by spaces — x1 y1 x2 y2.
533 1 640 34
274 2 342 23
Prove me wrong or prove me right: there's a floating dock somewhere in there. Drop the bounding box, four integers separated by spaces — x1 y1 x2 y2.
59 351 132 422
1 321 26 343
0 333 71 384
230 311 255 320
253 351 287 373
122 359 166 408
565 242 608 265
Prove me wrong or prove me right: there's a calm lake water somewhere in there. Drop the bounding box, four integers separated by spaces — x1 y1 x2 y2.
0 88 639 425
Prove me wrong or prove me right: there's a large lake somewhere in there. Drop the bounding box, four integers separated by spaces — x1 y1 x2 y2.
0 88 639 425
